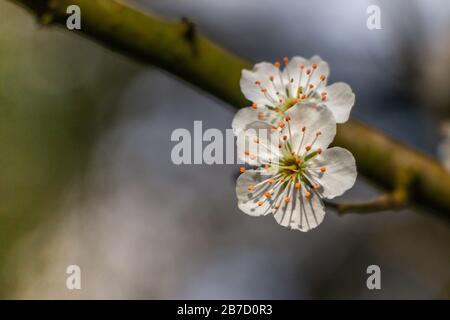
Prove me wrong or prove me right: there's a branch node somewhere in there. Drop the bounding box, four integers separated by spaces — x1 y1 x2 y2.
180 17 198 55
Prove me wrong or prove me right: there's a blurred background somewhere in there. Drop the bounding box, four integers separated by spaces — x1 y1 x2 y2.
0 0 449 299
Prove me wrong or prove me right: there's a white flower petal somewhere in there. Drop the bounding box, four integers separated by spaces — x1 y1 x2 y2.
306 147 357 199
283 104 336 154
282 56 307 98
240 62 285 106
232 106 281 136
273 185 325 232
299 55 330 90
236 170 277 216
232 107 260 136
236 121 282 166
320 82 355 123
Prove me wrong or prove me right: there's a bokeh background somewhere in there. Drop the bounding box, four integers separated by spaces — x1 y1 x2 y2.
0 0 449 299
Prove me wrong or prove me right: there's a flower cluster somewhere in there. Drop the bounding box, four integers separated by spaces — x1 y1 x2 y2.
232 56 357 232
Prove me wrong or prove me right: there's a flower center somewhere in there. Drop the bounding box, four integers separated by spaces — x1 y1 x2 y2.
279 97 300 112
277 153 312 190
277 86 325 114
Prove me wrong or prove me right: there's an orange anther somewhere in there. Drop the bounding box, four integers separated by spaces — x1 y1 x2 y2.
305 145 311 151
320 167 327 173
295 182 301 189
320 75 326 81
283 57 289 63
312 63 318 69
251 102 257 109
264 191 271 198
273 61 281 68
247 185 255 191
305 191 311 199
240 167 246 173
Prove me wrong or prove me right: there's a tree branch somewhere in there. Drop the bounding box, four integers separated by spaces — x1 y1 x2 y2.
326 169 414 214
8 0 450 219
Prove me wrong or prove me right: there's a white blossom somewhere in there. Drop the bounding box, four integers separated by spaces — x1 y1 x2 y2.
236 104 357 232
232 56 355 135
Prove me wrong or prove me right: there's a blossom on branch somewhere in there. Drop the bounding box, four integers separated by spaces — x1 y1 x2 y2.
235 105 357 231
232 56 355 135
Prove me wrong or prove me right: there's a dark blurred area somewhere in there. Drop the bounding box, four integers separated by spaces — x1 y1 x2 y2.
0 0 449 299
